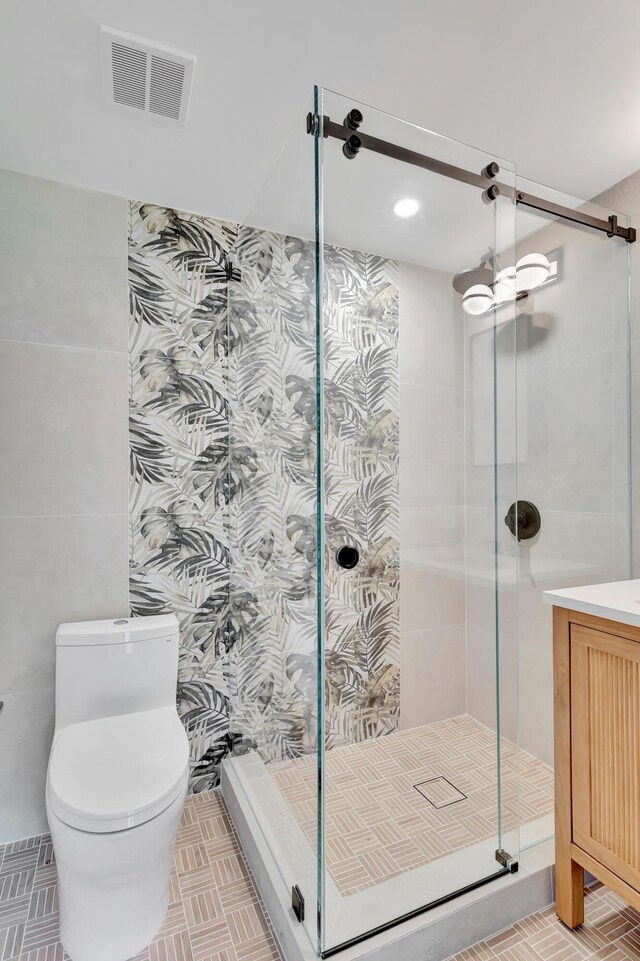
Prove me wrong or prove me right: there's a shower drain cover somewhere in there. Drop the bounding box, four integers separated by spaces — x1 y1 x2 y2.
414 776 467 809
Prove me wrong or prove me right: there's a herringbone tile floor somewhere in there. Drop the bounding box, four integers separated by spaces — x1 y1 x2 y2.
270 715 555 896
0 792 281 961
448 883 640 961
3 786 640 961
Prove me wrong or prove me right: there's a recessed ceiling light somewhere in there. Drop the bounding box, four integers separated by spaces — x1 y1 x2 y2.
394 198 420 218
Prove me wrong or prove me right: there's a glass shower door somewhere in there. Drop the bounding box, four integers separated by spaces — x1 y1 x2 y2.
314 87 520 953
509 181 632 848
225 90 321 952
222 85 631 961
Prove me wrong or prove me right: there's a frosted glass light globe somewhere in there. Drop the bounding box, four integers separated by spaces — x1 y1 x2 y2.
494 266 517 303
462 284 494 315
516 253 551 292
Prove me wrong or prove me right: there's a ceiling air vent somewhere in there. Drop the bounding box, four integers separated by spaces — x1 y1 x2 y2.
100 26 195 125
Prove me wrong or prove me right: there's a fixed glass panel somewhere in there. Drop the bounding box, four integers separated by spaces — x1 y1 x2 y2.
225 90 320 951
509 182 632 850
316 87 519 952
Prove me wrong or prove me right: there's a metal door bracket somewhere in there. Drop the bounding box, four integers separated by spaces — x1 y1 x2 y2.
292 884 305 922
495 849 519 872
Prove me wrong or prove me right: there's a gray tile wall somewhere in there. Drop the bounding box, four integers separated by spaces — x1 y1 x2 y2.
398 262 467 728
0 169 130 842
2 162 638 840
463 194 634 767
514 213 630 767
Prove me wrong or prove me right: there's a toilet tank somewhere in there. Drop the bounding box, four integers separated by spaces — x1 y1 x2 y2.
54 614 179 731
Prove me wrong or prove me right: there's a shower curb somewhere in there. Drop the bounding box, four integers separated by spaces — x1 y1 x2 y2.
221 758 557 961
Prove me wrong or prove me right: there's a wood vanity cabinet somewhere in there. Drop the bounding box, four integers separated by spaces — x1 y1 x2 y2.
554 605 640 927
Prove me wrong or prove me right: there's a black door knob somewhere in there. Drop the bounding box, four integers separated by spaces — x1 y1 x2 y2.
336 545 359 569
504 501 541 541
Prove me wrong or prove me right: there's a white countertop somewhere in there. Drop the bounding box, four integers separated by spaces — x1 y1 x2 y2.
543 579 640 629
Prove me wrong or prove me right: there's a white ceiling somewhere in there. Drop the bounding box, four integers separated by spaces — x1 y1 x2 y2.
1 0 639 269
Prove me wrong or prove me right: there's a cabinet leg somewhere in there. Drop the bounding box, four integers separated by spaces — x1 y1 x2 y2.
555 849 584 928
553 606 584 929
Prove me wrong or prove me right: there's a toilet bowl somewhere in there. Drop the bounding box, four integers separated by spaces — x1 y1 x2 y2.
46 614 189 961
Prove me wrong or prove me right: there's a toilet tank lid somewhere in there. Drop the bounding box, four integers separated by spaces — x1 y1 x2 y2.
56 614 178 646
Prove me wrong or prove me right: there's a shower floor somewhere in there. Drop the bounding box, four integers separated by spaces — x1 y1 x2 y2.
268 715 554 897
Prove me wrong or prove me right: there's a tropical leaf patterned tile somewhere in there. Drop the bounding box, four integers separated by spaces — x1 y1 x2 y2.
322 247 400 751
129 202 399 793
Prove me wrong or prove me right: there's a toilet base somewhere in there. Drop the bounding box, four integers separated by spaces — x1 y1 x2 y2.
47 779 186 961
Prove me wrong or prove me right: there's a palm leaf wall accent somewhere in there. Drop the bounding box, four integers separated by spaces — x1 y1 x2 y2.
129 202 399 792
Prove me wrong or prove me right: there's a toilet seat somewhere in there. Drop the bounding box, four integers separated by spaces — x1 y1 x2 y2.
47 707 189 833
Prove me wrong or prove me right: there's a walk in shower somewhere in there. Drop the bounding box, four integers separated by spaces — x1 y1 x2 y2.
221 87 633 957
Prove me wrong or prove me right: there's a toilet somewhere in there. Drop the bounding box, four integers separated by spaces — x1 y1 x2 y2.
46 615 189 961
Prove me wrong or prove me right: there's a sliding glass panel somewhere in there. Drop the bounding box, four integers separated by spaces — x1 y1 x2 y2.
316 87 519 953
225 90 320 951
509 182 632 851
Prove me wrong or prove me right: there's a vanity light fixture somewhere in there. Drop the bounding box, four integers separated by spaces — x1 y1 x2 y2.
461 252 553 315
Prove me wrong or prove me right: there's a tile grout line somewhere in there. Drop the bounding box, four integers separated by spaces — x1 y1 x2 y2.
6 800 640 961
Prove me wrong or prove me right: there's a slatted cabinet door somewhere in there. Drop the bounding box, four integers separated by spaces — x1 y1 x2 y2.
571 624 640 890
